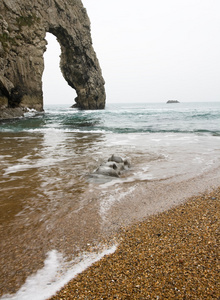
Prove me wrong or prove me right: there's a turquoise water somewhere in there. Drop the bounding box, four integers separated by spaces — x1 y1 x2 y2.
0 102 219 135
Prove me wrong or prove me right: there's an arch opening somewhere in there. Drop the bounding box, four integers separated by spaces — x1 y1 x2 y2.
42 33 77 108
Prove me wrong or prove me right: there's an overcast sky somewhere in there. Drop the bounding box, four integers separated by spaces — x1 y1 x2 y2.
43 0 220 105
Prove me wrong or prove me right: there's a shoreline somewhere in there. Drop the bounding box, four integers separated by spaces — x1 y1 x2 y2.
0 127 219 298
50 186 220 299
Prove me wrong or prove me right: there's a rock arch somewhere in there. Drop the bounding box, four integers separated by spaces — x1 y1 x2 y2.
0 0 105 116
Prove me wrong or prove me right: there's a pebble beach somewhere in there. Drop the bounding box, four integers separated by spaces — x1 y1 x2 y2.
50 187 220 300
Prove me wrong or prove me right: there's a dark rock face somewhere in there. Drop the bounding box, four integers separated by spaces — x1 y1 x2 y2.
167 100 179 104
0 0 106 118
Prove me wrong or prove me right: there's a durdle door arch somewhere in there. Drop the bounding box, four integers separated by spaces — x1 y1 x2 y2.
0 0 105 118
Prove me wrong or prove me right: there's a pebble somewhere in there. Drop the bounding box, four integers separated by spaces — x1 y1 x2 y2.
49 187 220 299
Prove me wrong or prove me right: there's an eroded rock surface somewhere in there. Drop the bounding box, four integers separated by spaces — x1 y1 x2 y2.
0 0 106 118
91 155 131 181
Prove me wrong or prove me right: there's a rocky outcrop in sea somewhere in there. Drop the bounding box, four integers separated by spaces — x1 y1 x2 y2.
167 100 180 103
91 155 131 180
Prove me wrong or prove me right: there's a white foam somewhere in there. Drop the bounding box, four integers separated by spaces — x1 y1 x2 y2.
4 158 66 175
24 109 38 118
100 186 136 219
1 245 117 300
4 164 34 174
98 170 155 189
0 155 12 159
26 128 107 134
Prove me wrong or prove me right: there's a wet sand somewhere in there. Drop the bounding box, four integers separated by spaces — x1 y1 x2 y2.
50 187 220 299
0 161 220 297
0 130 220 298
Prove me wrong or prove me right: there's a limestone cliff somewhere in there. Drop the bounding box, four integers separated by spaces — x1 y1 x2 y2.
0 0 106 118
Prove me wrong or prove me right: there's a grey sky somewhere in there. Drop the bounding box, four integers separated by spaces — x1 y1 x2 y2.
43 0 220 105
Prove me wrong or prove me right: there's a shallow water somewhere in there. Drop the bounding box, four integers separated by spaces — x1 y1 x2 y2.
0 102 220 299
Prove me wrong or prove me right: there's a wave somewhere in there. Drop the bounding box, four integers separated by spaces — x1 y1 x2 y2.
3 157 66 175
1 245 117 300
27 128 107 134
0 102 219 136
0 126 219 136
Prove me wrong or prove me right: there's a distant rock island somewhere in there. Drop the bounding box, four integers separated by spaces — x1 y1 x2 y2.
0 0 106 119
167 100 180 104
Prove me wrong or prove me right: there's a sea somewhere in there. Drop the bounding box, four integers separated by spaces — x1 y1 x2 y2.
0 101 220 300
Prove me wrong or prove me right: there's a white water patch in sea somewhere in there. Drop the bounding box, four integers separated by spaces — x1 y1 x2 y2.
23 109 38 118
0 245 117 300
27 128 107 134
3 157 67 175
87 131 220 189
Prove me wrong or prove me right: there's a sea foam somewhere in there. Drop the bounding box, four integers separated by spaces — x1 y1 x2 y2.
1 245 117 300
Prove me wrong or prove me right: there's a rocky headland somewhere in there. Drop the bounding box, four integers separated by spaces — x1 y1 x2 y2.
0 0 106 119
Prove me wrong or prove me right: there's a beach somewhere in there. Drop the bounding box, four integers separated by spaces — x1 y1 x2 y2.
0 102 219 299
50 186 220 299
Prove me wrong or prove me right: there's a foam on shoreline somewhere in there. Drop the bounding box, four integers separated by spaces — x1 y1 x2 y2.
1 246 117 300
50 187 220 299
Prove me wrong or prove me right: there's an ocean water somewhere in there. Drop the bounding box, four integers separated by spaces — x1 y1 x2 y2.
1 102 219 135
0 102 220 299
